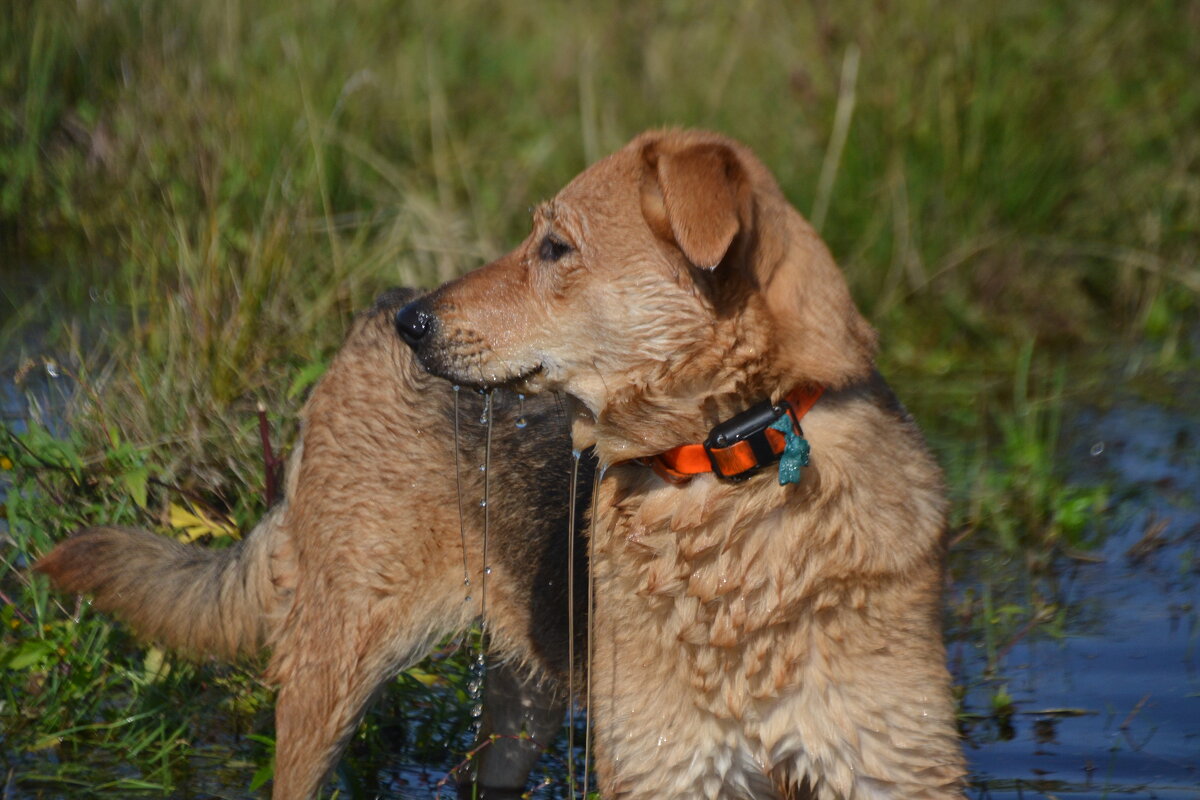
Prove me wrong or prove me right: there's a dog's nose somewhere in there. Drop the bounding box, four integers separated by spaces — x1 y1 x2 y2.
394 301 432 348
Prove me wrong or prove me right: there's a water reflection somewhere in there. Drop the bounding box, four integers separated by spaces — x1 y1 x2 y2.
958 398 1200 798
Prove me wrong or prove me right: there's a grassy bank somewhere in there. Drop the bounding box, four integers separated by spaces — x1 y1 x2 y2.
2 0 1198 795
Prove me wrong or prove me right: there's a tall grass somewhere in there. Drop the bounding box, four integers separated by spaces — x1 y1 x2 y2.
5 4 1197 443
2 0 1198 794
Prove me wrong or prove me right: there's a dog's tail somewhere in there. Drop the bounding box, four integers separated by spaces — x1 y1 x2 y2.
34 510 288 661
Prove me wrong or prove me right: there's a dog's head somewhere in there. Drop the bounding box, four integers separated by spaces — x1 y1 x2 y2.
397 129 876 459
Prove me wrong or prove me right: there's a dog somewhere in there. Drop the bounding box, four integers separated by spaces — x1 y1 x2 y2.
395 129 967 798
35 288 592 800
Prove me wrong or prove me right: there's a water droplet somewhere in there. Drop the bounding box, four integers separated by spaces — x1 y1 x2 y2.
471 703 483 719
1090 442 1105 456
464 595 473 602
479 499 487 508
463 577 471 587
44 361 60 379
514 393 527 429
484 566 493 575
479 463 487 472
479 389 493 424
452 384 461 393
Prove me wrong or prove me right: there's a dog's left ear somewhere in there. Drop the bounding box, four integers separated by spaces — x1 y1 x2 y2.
642 142 743 270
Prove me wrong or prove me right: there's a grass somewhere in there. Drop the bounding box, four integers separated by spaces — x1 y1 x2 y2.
2 0 1198 795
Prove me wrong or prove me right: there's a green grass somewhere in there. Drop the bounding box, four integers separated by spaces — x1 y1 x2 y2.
2 0 1199 795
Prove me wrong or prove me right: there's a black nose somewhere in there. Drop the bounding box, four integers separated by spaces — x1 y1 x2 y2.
394 300 432 348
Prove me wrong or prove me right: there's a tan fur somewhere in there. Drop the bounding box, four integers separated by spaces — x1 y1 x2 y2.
36 289 587 800
402 130 966 798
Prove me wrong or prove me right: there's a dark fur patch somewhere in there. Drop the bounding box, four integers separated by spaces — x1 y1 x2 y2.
442 386 593 678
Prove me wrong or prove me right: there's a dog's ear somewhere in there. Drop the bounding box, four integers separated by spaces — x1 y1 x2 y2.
642 142 742 270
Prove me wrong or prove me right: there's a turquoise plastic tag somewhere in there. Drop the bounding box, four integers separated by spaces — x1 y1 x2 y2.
769 414 810 486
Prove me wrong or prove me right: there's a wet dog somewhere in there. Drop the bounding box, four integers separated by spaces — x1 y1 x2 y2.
396 130 966 798
36 288 591 800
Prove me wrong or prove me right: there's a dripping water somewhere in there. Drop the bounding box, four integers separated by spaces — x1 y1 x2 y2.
452 385 471 598
466 645 486 728
581 462 606 799
481 389 494 616
471 389 495 731
566 448 582 797
515 392 527 429
454 384 487 733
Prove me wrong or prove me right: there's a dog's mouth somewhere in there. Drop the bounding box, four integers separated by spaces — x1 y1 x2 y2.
416 342 551 395
444 361 547 394
394 297 566 400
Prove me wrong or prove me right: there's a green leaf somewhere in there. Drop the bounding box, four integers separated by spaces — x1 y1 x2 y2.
6 639 55 670
991 685 1015 715
247 734 276 790
287 360 328 400
123 466 150 509
250 759 275 791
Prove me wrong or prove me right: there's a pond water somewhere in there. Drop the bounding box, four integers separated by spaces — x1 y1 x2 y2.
3 366 1198 798
956 397 1200 798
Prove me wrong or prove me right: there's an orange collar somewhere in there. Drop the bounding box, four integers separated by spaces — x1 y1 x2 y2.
637 385 824 484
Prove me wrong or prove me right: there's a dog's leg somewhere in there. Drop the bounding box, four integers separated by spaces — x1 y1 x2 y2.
268 583 470 800
458 657 567 799
271 669 365 800
269 640 393 798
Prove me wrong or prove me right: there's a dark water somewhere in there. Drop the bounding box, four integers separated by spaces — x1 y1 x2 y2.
3 364 1198 797
958 399 1200 798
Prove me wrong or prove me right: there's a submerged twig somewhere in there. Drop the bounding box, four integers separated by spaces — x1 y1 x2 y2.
992 604 1057 668
1126 515 1170 564
1119 694 1151 731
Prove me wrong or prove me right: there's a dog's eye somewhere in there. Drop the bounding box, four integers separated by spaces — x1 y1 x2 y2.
538 234 573 262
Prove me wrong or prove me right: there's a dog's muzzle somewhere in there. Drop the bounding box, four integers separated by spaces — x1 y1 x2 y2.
395 300 434 349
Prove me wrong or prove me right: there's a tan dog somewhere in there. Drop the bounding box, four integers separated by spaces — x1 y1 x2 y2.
396 130 966 798
36 288 591 800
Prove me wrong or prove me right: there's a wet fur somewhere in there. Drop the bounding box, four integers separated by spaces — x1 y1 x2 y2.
401 130 966 798
35 288 591 799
